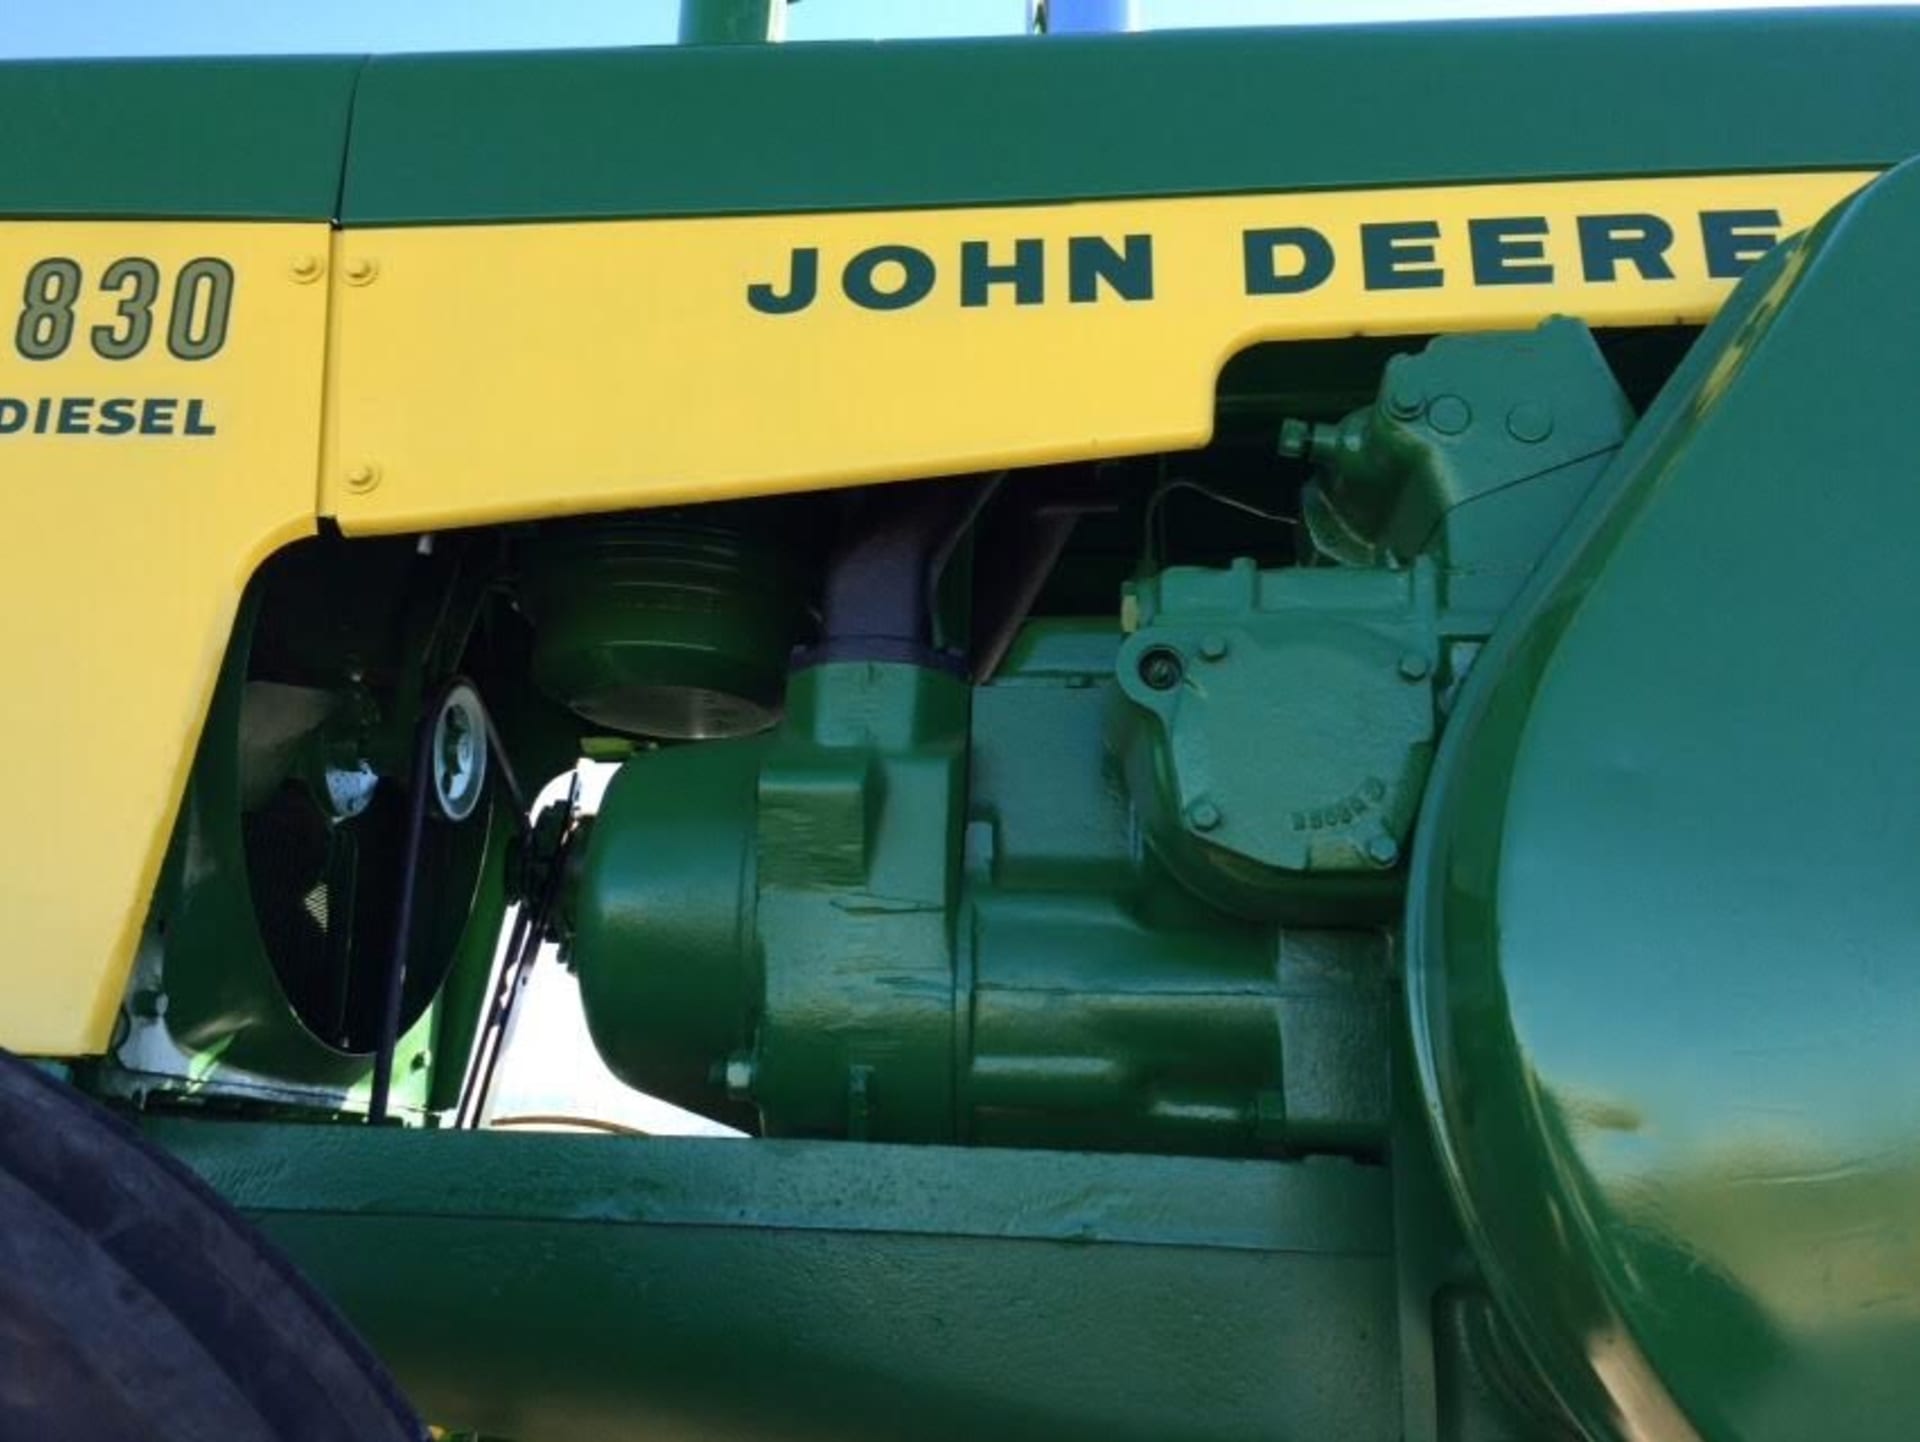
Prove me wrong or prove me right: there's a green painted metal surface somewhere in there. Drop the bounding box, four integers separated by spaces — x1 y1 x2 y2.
149 1122 1405 1442
519 512 812 740
575 649 1398 1153
570 323 1619 1154
1116 561 1439 921
574 662 971 1142
338 12 1920 225
0 58 360 219
12 15 1918 1442
100 536 528 1115
1285 318 1635 586
108 588 439 1108
1108 319 1626 926
966 665 1391 1156
1410 160 1920 1441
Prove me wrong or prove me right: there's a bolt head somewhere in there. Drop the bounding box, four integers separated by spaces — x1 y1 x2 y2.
345 461 381 493
1188 799 1223 832
1137 646 1184 692
723 1053 756 1098
288 254 323 283
343 256 380 286
1506 401 1554 444
1386 381 1426 421
1398 652 1431 681
1199 634 1229 662
128 988 169 1021
1427 394 1472 436
1277 417 1312 458
1366 833 1401 867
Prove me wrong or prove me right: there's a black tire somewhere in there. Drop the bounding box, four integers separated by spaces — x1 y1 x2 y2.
0 1049 426 1442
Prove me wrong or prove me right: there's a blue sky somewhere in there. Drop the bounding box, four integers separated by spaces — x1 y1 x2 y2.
3 0 1906 58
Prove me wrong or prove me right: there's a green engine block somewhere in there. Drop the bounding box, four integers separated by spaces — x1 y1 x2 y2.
566 318 1633 1155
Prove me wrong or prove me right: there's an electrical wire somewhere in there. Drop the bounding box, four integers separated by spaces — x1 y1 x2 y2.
1142 474 1297 571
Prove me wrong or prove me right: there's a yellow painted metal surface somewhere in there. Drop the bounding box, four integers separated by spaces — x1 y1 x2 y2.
0 172 1874 1055
323 171 1870 533
0 223 327 1053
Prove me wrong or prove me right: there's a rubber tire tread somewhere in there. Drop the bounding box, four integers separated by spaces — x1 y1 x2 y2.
0 1048 426 1442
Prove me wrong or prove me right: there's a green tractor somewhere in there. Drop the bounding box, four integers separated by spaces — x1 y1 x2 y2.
2 3 1917 1438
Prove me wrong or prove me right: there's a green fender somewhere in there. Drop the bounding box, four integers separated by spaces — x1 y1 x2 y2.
1409 157 1920 1441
